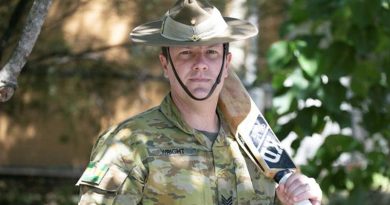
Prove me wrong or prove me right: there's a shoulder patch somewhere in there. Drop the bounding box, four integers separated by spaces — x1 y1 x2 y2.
79 162 109 185
77 162 128 192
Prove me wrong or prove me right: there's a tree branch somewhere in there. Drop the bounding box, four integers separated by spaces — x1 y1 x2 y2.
0 0 52 102
30 42 131 64
0 0 31 62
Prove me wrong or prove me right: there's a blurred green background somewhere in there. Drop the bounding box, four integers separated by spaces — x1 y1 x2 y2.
0 0 389 204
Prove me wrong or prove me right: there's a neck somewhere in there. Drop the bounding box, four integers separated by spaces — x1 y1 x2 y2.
171 92 219 133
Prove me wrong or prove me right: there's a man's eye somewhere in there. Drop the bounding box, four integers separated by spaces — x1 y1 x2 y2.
207 50 218 54
180 50 191 55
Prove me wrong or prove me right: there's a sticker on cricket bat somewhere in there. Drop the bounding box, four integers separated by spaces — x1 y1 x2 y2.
233 99 296 179
249 115 295 168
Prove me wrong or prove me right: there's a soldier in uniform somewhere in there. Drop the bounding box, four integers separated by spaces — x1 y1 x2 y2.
76 0 322 204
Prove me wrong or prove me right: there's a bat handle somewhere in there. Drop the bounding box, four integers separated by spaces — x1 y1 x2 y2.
277 171 312 205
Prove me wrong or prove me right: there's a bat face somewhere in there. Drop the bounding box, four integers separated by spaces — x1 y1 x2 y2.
244 111 296 175
218 69 296 180
234 99 296 179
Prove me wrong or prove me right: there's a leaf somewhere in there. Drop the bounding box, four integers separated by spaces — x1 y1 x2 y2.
267 41 293 72
349 25 379 53
350 61 381 97
273 91 295 115
291 138 301 152
293 39 320 78
319 41 356 79
307 0 340 20
295 107 327 136
288 0 309 24
275 118 296 141
297 53 319 77
289 68 310 91
379 1 390 33
321 80 347 113
314 135 364 169
330 5 352 41
271 72 288 90
349 0 380 28
362 103 388 133
330 110 352 129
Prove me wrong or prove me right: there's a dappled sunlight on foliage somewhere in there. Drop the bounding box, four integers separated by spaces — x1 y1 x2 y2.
266 0 390 203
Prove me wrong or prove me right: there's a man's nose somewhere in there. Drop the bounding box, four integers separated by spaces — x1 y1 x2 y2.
193 54 208 71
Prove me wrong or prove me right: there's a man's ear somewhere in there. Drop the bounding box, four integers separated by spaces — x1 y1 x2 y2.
224 52 232 78
159 54 169 77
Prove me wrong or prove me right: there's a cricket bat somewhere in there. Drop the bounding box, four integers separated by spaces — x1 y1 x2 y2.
218 69 311 205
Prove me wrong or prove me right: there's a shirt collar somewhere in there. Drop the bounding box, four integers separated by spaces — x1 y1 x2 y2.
160 93 194 135
159 93 232 148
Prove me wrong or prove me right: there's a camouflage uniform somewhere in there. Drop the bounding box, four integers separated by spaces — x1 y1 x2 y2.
77 94 278 205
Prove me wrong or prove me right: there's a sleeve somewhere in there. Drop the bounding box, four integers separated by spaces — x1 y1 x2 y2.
77 163 145 205
76 126 148 205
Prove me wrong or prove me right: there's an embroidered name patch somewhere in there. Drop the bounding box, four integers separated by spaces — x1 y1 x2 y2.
149 148 198 156
161 148 184 155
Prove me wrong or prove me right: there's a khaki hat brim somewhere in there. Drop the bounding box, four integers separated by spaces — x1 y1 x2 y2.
130 17 258 46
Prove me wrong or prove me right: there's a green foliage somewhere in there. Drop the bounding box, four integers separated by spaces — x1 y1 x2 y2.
266 0 390 202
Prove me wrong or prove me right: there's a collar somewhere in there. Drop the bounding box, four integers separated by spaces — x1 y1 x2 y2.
160 93 194 135
159 93 232 149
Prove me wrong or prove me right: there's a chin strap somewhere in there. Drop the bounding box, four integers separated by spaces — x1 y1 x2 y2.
166 44 228 101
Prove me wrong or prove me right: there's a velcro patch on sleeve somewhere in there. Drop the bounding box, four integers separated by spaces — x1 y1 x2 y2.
79 162 109 185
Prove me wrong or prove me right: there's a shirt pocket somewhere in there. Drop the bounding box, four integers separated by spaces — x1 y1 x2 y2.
143 148 215 205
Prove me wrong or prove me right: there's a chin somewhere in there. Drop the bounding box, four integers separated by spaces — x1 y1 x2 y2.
192 92 215 100
191 91 207 97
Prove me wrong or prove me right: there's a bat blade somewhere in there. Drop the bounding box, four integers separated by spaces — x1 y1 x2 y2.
218 70 311 205
218 69 295 179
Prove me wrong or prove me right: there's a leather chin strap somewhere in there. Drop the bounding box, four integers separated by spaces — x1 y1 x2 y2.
166 44 228 101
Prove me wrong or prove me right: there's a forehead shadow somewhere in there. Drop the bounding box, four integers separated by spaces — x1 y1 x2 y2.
170 44 224 49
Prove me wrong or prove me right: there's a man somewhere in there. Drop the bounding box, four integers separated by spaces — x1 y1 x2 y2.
76 0 322 204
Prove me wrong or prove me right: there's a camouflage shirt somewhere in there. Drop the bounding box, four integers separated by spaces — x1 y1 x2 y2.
77 94 278 205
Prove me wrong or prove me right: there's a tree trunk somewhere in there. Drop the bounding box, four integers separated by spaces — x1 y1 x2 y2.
0 0 52 102
226 0 265 110
0 0 31 62
226 0 259 84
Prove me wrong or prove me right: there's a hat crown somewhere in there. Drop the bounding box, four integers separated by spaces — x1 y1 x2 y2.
169 0 213 25
161 0 228 42
130 0 258 46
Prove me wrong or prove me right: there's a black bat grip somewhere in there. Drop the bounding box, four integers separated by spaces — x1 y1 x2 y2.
273 169 293 183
